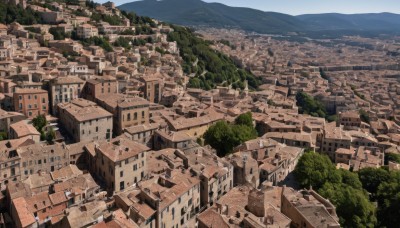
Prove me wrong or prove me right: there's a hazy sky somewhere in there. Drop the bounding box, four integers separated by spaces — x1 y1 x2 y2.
101 0 400 15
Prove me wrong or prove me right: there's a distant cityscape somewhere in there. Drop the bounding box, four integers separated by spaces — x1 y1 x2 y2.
0 0 399 228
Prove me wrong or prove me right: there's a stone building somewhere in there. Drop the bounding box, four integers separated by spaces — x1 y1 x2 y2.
226 152 260 188
17 143 71 180
9 121 40 143
153 130 194 150
86 136 150 194
50 76 85 115
13 88 48 119
0 109 26 134
141 77 162 103
321 122 352 161
123 123 160 148
137 169 201 228
197 185 291 228
0 138 34 190
82 76 118 102
96 94 150 135
281 187 340 228
77 24 99 39
337 110 363 130
58 99 113 143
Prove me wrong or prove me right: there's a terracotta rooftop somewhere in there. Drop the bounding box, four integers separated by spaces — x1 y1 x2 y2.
90 136 150 162
58 98 113 122
10 121 40 138
11 197 36 228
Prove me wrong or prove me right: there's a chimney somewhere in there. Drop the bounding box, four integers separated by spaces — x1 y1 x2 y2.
166 168 172 178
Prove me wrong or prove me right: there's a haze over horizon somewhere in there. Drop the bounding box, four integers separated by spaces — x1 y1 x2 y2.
97 0 400 15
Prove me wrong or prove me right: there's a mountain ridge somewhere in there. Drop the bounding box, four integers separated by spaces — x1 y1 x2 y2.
118 0 400 34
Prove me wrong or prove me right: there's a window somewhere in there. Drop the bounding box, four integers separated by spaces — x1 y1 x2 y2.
28 104 32 109
28 112 32 116
127 113 131 121
133 164 137 171
172 208 175 220
42 98 46 103
28 95 31 99
120 181 125 190
120 171 123 177
19 95 22 100
142 111 145 118
134 112 137 120
96 127 98 132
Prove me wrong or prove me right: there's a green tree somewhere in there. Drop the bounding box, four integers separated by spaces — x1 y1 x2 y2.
231 125 257 146
49 27 67 40
0 131 7 141
337 168 362 190
204 121 235 157
294 152 339 189
376 171 400 228
359 109 370 123
204 113 257 157
385 153 400 165
319 183 377 228
167 25 260 90
46 127 56 144
358 167 390 197
234 112 253 127
32 115 47 133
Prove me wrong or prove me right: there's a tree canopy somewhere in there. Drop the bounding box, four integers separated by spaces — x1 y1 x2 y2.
296 92 337 121
32 115 47 133
294 152 338 189
0 2 42 25
294 152 377 227
204 113 257 157
234 112 253 127
167 25 260 90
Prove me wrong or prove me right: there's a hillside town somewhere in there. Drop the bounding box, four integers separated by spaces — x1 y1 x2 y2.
0 0 399 228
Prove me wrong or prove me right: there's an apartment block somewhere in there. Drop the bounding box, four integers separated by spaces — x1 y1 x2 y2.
77 24 99 39
82 76 118 102
0 109 26 133
86 136 150 194
58 99 113 142
281 187 340 228
13 88 48 119
50 76 85 115
141 77 162 103
96 94 150 135
17 143 71 180
137 169 201 228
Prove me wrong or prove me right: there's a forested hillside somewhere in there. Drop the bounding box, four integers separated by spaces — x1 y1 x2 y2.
167 25 260 90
